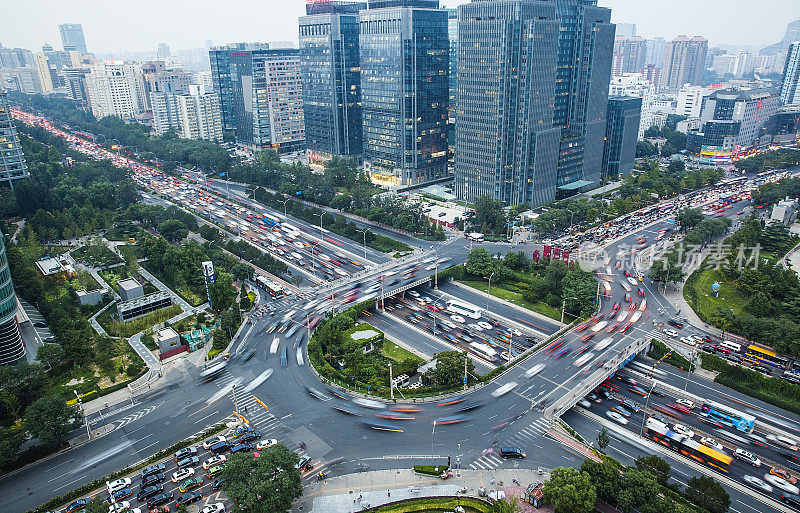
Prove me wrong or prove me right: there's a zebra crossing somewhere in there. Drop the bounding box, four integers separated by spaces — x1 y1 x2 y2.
211 372 321 480
469 417 551 470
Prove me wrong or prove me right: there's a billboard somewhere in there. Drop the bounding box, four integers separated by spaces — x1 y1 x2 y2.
202 261 215 284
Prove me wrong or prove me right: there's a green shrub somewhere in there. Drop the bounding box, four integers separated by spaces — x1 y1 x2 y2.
412 464 449 476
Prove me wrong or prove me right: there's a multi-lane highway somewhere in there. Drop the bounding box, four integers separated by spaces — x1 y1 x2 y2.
7 106 800 513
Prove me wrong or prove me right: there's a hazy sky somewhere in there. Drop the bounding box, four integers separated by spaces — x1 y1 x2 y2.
1 0 798 54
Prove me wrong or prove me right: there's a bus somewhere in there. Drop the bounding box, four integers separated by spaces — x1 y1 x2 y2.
601 281 612 297
744 344 788 369
719 340 742 353
447 300 482 320
644 418 732 473
199 361 228 380
700 401 756 433
469 342 497 361
255 275 285 299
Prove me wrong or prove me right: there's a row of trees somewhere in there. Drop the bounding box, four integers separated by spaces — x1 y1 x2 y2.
544 456 729 513
734 148 800 174
751 176 800 207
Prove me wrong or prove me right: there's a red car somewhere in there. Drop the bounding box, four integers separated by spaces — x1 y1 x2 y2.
667 403 691 414
575 323 590 333
600 380 619 391
624 270 631 277
606 322 619 333
618 322 632 333
579 332 596 342
628 302 637 310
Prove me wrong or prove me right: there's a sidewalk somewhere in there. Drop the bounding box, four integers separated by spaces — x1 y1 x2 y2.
299 469 550 513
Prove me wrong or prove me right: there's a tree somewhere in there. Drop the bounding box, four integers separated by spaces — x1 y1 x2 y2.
580 459 621 504
667 160 686 174
617 469 661 513
222 444 302 513
676 208 704 231
157 219 188 242
0 426 24 468
636 140 658 158
85 497 111 513
596 427 610 451
473 196 507 234
209 271 236 311
543 467 597 513
649 248 685 284
231 262 254 282
685 476 730 513
427 351 474 388
36 343 64 370
660 143 677 157
635 455 671 485
465 247 495 278
23 396 79 447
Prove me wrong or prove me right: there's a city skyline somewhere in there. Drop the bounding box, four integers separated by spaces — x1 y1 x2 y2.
1 0 798 54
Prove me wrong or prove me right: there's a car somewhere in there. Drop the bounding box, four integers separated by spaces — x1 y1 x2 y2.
106 489 133 504
735 448 762 467
586 393 602 403
212 478 227 490
700 437 725 452
33 321 48 328
239 431 261 443
232 425 253 438
43 336 56 343
171 468 195 483
606 410 628 425
478 321 493 330
140 473 165 488
765 474 800 495
664 329 679 338
767 435 800 451
781 493 800 508
108 478 133 493
201 455 227 471
499 447 526 458
136 485 163 501
203 436 227 450
407 290 420 298
179 476 204 493
577 399 592 408
200 504 225 513
67 498 91 513
141 463 166 479
596 388 613 401
177 456 199 469
174 447 198 460
147 492 174 509
107 502 131 512
667 319 684 329
671 424 695 439
621 399 640 413
770 468 798 485
230 442 254 454
627 385 648 397
295 456 314 470
610 405 631 417
743 474 773 493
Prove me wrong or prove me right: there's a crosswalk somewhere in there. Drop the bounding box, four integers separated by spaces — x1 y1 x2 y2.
212 372 321 481
468 417 551 470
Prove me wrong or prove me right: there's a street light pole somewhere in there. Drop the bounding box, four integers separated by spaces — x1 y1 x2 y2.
486 271 495 316
432 246 439 290
639 380 657 436
74 390 90 439
561 296 578 324
389 363 394 400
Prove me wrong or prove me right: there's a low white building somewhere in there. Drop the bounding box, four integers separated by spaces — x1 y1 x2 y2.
771 197 799 226
156 327 181 352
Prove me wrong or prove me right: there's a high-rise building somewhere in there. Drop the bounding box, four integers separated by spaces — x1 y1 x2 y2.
84 61 145 120
613 36 647 77
686 88 779 161
62 67 90 110
455 0 560 207
676 84 709 118
641 64 661 91
210 46 305 152
59 23 88 54
33 52 55 92
455 0 614 207
157 43 171 59
712 51 754 78
298 1 365 171
359 0 449 187
645 37 666 68
780 42 800 106
612 36 626 77
602 97 641 178
609 73 654 139
761 19 800 57
663 35 708 90
615 23 636 39
0 89 30 187
447 7 458 156
140 62 192 111
151 85 223 142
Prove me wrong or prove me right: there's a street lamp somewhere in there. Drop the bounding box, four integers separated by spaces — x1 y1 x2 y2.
357 229 368 259
431 245 439 290
280 198 290 218
561 296 579 324
74 390 90 439
639 380 658 436
312 212 324 233
485 272 495 315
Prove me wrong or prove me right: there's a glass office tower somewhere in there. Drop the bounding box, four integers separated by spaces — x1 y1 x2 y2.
359 1 449 187
299 1 365 171
455 0 561 207
602 96 641 178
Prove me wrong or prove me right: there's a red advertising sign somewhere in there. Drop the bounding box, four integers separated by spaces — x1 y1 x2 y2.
532 250 540 262
553 247 561 260
543 245 552 259
562 250 570 262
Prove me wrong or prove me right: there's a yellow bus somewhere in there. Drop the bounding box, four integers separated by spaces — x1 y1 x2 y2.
744 345 787 369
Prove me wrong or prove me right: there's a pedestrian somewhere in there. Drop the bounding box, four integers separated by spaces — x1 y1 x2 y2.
244 406 248 413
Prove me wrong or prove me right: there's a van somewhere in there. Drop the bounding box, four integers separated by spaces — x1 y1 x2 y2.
499 447 526 459
210 441 229 455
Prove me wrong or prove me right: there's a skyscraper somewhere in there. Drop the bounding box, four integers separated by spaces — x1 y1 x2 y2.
602 97 640 178
359 0 449 187
645 37 666 68
59 23 88 53
447 7 458 156
612 36 647 77
455 0 561 207
84 61 146 120
455 0 614 207
780 42 800 106
615 23 636 39
298 1 365 171
151 85 223 142
609 73 654 139
157 43 171 59
663 35 708 90
0 89 30 187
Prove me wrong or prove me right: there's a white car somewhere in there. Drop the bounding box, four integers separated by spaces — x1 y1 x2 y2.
108 502 131 512
764 473 800 494
699 437 724 452
680 337 696 346
525 363 545 378
421 296 433 304
478 321 493 330
743 475 773 494
256 439 279 450
199 504 226 513
450 315 466 324
577 399 592 409
203 455 227 469
664 329 679 338
606 410 628 425
353 398 386 409
672 424 695 438
467 323 483 332
675 398 695 409
735 448 762 467
407 290 420 298
491 382 518 398
107 478 132 493
203 435 227 450
767 434 799 450
171 467 195 483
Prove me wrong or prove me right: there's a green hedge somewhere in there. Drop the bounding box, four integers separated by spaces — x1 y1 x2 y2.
28 422 228 513
647 339 692 370
367 497 493 513
412 464 449 476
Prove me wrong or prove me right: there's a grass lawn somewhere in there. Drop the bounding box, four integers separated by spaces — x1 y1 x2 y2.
686 268 747 320
458 279 567 321
381 339 423 364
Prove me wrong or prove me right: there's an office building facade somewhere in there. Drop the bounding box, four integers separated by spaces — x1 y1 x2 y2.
0 233 24 365
609 73 654 139
676 84 709 118
151 85 222 142
299 1 365 170
0 90 30 187
447 7 458 156
663 35 708 90
85 61 145 120
602 96 641 178
780 42 800 106
359 2 449 186
612 36 647 77
59 23 88 53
